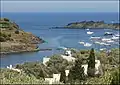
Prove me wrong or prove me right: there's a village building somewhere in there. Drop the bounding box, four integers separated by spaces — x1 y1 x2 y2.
82 60 103 75
61 50 75 62
45 73 61 84
43 57 50 66
7 64 21 73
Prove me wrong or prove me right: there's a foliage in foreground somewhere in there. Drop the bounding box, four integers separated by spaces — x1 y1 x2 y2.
0 48 119 84
0 68 44 84
86 68 120 84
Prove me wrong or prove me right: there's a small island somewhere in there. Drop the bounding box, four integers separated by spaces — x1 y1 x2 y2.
0 18 44 54
64 21 119 29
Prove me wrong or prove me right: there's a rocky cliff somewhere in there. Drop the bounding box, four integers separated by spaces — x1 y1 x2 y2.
0 18 44 54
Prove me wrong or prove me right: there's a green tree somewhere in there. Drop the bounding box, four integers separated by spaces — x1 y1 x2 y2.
68 58 86 83
111 68 120 85
87 48 95 77
60 67 66 83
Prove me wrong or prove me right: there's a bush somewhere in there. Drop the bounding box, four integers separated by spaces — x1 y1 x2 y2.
0 68 44 84
8 34 11 37
110 68 120 84
15 62 46 79
46 55 68 72
0 36 6 42
15 30 19 34
3 18 10 22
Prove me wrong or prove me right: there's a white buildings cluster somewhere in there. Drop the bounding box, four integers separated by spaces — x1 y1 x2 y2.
61 50 75 62
82 60 102 75
43 49 102 84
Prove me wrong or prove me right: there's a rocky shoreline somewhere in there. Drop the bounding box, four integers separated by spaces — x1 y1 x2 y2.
0 48 53 55
0 18 45 54
0 48 40 55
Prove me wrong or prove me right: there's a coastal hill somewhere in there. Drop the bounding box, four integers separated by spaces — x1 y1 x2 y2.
0 18 44 54
64 21 119 29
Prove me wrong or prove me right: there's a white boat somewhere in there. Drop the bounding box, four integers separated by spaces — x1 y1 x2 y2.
115 34 120 37
104 32 113 35
86 28 89 30
94 41 101 44
87 31 94 35
102 38 111 41
104 43 111 46
94 41 108 45
90 36 101 40
111 36 119 40
78 41 85 44
107 40 114 43
57 46 67 50
100 42 106 45
100 48 106 51
84 43 92 47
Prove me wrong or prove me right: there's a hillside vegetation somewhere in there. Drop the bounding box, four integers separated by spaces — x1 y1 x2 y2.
0 48 119 84
0 18 44 54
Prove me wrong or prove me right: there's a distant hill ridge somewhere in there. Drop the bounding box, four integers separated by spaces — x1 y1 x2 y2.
64 21 119 29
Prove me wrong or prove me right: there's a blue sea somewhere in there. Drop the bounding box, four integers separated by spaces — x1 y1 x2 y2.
0 12 119 68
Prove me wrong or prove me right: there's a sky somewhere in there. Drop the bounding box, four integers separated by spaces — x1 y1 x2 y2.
1 1 119 12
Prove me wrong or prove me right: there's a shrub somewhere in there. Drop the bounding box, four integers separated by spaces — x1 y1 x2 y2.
0 36 6 42
8 34 11 37
3 18 9 22
15 30 19 34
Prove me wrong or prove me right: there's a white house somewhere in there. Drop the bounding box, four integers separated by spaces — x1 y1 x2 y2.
43 57 50 66
53 74 61 82
65 70 70 77
45 73 61 84
81 64 88 75
82 60 102 75
7 64 21 73
45 78 54 84
61 50 75 62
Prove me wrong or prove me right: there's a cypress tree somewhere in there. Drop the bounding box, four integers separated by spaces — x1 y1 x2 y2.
60 68 66 83
87 48 95 77
68 58 85 83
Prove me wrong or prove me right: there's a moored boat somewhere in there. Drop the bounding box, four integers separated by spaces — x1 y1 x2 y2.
104 32 113 35
78 41 85 44
111 35 119 40
90 36 101 40
87 31 94 35
84 43 92 47
102 38 111 41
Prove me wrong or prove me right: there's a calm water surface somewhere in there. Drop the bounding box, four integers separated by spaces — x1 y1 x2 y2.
0 12 119 68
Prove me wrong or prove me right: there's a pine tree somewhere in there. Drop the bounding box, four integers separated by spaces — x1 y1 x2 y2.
87 48 95 77
68 58 85 83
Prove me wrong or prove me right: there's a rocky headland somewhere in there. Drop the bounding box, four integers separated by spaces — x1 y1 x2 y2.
0 18 44 54
64 21 119 29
